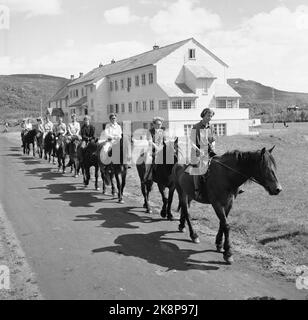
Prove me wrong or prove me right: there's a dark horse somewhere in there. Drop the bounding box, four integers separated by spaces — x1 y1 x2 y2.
22 129 40 157
172 146 282 265
55 135 67 173
67 137 82 178
97 136 129 204
35 131 44 158
44 132 56 164
136 138 178 219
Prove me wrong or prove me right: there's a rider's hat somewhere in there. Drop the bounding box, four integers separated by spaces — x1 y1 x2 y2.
152 116 164 124
200 108 215 118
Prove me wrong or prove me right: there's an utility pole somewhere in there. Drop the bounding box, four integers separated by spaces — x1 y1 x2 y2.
40 99 43 118
272 87 275 129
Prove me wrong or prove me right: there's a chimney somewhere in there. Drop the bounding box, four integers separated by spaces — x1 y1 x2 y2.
111 59 116 64
79 72 84 78
99 62 103 67
70 75 75 80
153 44 160 50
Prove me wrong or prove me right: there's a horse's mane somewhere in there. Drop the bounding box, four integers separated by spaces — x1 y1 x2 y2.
220 149 276 170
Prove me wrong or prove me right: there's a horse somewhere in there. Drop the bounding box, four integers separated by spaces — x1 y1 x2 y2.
44 132 56 164
97 136 129 204
172 146 282 265
35 131 44 158
55 135 68 173
136 138 178 220
22 129 39 157
67 137 82 178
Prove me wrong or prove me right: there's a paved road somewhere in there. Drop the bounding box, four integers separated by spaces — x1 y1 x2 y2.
0 134 305 300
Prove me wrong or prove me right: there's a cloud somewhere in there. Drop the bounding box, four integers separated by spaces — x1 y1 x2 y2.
104 6 147 25
2 0 63 17
204 5 308 92
150 0 221 41
0 41 149 77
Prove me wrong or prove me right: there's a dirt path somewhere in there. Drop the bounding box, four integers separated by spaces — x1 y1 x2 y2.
0 133 305 300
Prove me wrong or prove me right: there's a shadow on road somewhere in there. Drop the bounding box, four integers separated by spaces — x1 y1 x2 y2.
23 167 64 181
75 207 163 229
92 230 222 271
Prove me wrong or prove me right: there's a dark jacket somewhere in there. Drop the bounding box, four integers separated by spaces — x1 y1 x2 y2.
81 124 95 141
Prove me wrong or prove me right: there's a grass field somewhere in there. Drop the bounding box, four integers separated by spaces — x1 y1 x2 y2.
126 122 308 274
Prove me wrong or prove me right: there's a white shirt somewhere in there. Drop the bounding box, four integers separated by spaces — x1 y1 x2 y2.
68 122 80 136
99 123 122 143
43 121 54 133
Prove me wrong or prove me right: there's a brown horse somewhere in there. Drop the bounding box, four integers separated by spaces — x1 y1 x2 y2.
136 139 178 219
67 137 82 178
97 136 129 204
172 146 282 265
22 129 40 157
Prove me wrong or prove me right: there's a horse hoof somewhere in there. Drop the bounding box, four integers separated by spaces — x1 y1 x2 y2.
178 226 186 233
192 237 200 244
216 246 223 253
160 211 167 219
167 215 174 221
223 255 234 265
119 200 124 204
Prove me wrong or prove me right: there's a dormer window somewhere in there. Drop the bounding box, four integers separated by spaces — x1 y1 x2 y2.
189 49 196 60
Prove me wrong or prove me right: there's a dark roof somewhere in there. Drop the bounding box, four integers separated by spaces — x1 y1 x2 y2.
49 79 72 102
68 96 88 108
68 38 228 87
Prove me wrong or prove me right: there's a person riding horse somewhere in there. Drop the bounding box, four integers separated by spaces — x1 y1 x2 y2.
186 108 216 201
67 114 81 140
21 119 33 147
80 115 96 148
144 117 166 183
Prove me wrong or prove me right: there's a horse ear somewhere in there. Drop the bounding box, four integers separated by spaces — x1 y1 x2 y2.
269 145 276 153
261 148 266 156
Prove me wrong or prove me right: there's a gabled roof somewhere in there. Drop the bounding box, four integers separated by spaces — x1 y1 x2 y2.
68 96 88 108
68 38 228 87
185 65 216 79
49 80 72 102
215 83 241 98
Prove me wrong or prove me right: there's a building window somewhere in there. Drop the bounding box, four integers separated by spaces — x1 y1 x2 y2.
184 100 195 109
121 79 124 90
71 108 76 115
135 76 140 87
121 103 125 113
84 109 88 116
159 100 168 110
227 100 237 108
90 86 93 93
189 49 196 59
127 77 132 91
142 101 147 112
216 100 226 108
115 81 118 91
110 81 113 91
171 100 182 109
115 104 119 114
184 124 193 136
75 89 79 97
81 88 84 97
150 100 154 111
128 103 133 113
135 101 141 113
149 73 154 84
141 74 146 86
213 124 227 136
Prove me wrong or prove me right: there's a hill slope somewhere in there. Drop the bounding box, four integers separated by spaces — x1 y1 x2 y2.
228 78 308 117
0 74 68 120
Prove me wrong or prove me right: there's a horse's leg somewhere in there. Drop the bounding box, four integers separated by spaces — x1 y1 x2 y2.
84 165 90 186
166 186 175 221
62 156 66 173
158 184 168 219
95 165 100 191
111 172 116 196
115 171 123 203
212 202 233 264
120 167 127 203
215 222 224 253
33 142 36 157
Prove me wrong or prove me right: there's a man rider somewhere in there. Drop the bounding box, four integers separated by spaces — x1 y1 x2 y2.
80 115 95 147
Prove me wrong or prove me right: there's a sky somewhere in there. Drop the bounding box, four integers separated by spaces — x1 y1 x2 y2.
0 0 308 92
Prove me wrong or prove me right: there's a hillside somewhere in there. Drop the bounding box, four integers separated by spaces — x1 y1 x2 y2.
228 78 308 118
0 74 68 120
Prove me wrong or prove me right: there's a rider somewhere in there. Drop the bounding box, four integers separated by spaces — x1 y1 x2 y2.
43 115 54 137
187 108 216 200
99 113 122 144
21 119 33 147
37 117 45 134
54 117 67 139
80 115 95 147
67 114 81 141
144 117 166 182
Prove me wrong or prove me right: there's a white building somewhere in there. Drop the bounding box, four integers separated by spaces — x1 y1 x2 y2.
66 38 249 137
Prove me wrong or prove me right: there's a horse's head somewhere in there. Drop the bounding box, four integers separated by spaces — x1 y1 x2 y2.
253 146 282 196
